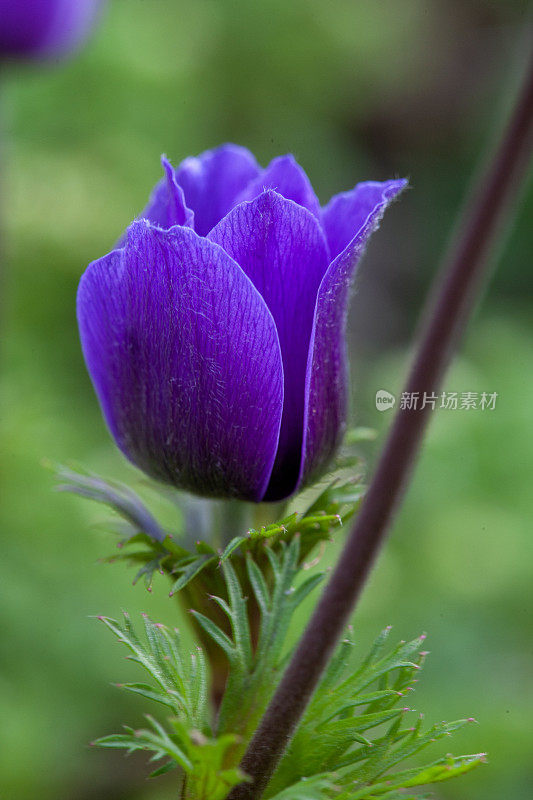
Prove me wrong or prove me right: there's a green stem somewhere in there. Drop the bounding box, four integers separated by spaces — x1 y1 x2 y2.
216 499 253 548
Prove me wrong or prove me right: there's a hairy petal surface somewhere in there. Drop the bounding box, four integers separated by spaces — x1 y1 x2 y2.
77 220 283 501
139 156 194 230
300 179 408 486
209 191 329 500
174 144 260 236
322 180 407 261
236 155 322 220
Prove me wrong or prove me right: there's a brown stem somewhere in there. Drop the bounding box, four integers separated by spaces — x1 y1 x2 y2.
226 42 533 800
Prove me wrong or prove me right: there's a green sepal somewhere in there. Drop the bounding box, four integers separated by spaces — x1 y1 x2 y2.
55 462 363 598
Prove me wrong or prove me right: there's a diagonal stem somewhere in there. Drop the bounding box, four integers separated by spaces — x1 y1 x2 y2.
226 41 533 800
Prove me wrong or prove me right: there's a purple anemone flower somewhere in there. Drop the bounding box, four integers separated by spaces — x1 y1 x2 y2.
78 145 406 502
0 0 103 60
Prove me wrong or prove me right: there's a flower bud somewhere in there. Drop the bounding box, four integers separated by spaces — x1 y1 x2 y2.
78 145 406 501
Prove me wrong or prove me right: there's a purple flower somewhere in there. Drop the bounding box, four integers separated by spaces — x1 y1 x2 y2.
78 145 406 502
0 0 103 60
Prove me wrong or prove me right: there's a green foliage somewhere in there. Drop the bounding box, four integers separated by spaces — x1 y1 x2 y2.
219 477 365 566
265 627 485 798
92 613 246 798
58 439 485 800
93 558 485 800
92 543 326 794
3 0 531 794
95 613 209 728
55 461 364 596
268 775 335 799
55 462 220 591
96 716 245 798
194 537 325 739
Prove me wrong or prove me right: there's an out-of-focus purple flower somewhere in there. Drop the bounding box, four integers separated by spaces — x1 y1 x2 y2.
78 145 406 502
0 0 103 60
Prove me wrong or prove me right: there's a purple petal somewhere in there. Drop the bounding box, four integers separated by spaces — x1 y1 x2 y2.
0 0 103 59
140 156 194 230
236 155 322 220
77 220 284 502
115 157 193 249
322 180 408 261
174 144 260 236
300 179 407 487
209 191 329 500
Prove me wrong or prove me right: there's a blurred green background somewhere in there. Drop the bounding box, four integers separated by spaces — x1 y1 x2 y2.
1 1 532 798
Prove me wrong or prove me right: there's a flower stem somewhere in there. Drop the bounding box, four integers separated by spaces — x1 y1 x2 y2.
226 42 533 800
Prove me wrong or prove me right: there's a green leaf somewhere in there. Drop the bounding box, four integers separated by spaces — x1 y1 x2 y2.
221 559 253 671
148 760 177 778
266 632 484 799
169 555 217 595
211 540 324 744
289 572 325 610
190 611 236 662
96 613 207 727
94 613 251 795
339 753 486 798
93 715 192 772
246 554 270 616
132 555 167 591
116 682 176 710
381 752 486 790
267 774 334 799
220 535 249 562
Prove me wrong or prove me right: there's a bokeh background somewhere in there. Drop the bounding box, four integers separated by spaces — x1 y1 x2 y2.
1 1 532 798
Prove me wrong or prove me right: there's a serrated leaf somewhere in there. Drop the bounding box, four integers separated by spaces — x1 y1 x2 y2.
148 760 177 778
289 572 325 610
195 540 217 555
341 753 486 798
215 540 323 744
93 732 139 750
267 632 484 799
96 614 207 727
318 707 405 737
268 774 334 799
189 647 209 723
220 535 249 562
94 720 192 772
382 752 486 789
221 560 253 670
246 554 270 616
132 556 166 590
169 555 217 595
117 682 175 709
189 611 236 661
